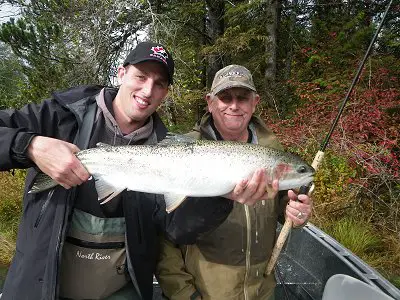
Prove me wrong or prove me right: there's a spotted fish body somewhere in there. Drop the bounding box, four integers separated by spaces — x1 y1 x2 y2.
30 140 315 212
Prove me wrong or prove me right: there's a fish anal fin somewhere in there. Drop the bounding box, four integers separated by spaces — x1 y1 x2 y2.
95 177 125 204
164 193 187 213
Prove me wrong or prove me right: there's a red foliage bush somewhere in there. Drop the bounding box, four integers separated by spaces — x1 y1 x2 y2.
263 82 400 179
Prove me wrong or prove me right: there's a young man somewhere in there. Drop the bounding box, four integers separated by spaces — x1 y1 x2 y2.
0 44 266 300
156 65 313 300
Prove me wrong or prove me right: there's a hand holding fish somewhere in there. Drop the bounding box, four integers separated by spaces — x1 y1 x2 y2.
27 136 90 189
225 169 279 205
285 190 312 227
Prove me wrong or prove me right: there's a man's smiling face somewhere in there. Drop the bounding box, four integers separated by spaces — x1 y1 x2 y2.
207 87 259 140
114 61 169 132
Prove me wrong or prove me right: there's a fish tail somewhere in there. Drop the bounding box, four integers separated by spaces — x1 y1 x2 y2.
29 172 58 193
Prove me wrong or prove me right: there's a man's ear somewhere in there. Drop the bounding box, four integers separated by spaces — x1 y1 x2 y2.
206 93 213 112
252 93 260 113
117 66 126 85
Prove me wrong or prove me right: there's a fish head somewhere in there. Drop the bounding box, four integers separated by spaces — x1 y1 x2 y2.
270 152 315 191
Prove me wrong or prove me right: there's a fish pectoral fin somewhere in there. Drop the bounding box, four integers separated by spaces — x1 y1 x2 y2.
163 193 188 213
95 177 125 204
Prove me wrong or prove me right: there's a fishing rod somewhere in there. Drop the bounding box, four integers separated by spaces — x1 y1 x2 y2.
265 0 394 276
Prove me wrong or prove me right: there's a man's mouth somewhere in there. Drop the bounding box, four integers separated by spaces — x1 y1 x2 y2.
135 96 150 107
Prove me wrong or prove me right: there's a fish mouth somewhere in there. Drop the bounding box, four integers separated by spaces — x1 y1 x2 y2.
278 174 314 191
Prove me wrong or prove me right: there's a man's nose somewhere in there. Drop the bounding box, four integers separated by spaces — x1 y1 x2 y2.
229 99 239 110
142 79 154 97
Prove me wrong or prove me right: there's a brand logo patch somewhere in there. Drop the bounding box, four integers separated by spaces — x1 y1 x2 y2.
76 250 111 260
150 46 168 64
219 71 245 79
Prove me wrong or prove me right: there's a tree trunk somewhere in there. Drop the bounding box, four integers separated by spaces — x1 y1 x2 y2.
265 0 278 84
205 0 224 88
265 0 279 104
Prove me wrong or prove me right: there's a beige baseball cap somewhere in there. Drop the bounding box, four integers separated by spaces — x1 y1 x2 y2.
210 64 257 95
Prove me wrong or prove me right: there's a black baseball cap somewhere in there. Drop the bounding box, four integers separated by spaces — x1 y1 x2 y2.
123 41 174 85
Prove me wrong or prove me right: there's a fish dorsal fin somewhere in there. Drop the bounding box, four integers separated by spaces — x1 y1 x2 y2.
158 133 196 146
94 176 125 204
96 142 112 148
163 193 188 213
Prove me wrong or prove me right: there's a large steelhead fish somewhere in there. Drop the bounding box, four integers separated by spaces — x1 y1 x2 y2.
30 137 314 212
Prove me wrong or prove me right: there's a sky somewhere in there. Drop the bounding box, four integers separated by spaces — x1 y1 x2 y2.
0 3 20 23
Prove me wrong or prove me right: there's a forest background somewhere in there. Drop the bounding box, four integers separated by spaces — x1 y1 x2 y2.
0 0 399 289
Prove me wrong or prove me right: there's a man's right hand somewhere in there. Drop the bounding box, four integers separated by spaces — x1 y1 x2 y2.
224 169 279 206
27 136 90 189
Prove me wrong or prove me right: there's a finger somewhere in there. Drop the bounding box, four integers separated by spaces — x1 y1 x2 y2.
71 162 90 182
297 194 310 204
251 171 267 199
285 208 300 224
52 173 74 189
288 189 298 201
286 206 307 225
233 179 248 195
288 199 306 211
286 205 305 217
288 201 312 220
65 142 81 153
272 179 279 191
52 163 84 188
60 183 72 190
244 169 263 196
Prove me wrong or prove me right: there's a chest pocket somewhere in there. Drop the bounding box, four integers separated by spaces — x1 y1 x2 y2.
59 209 129 299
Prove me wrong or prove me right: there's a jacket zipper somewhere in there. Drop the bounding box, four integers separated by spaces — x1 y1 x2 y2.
34 189 54 228
244 205 251 300
53 189 76 300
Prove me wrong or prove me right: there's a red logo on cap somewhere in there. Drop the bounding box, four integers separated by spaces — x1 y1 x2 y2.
150 46 168 64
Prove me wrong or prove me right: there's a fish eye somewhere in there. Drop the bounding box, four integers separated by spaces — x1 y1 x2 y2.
298 165 307 173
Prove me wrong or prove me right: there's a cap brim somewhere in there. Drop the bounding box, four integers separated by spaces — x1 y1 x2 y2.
212 82 256 95
124 57 173 85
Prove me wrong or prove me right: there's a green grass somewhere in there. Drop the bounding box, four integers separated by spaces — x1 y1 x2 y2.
320 216 400 289
328 217 382 256
0 171 24 265
0 264 7 288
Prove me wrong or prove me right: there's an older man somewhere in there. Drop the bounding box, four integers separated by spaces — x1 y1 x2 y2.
156 65 313 300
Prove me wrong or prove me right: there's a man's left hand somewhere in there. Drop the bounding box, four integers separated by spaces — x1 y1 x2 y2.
285 190 312 227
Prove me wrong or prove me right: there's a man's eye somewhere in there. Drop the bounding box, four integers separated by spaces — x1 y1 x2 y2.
136 75 146 80
219 95 231 102
156 81 167 89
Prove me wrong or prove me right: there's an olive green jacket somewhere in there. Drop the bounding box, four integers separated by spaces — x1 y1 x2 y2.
156 113 287 300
